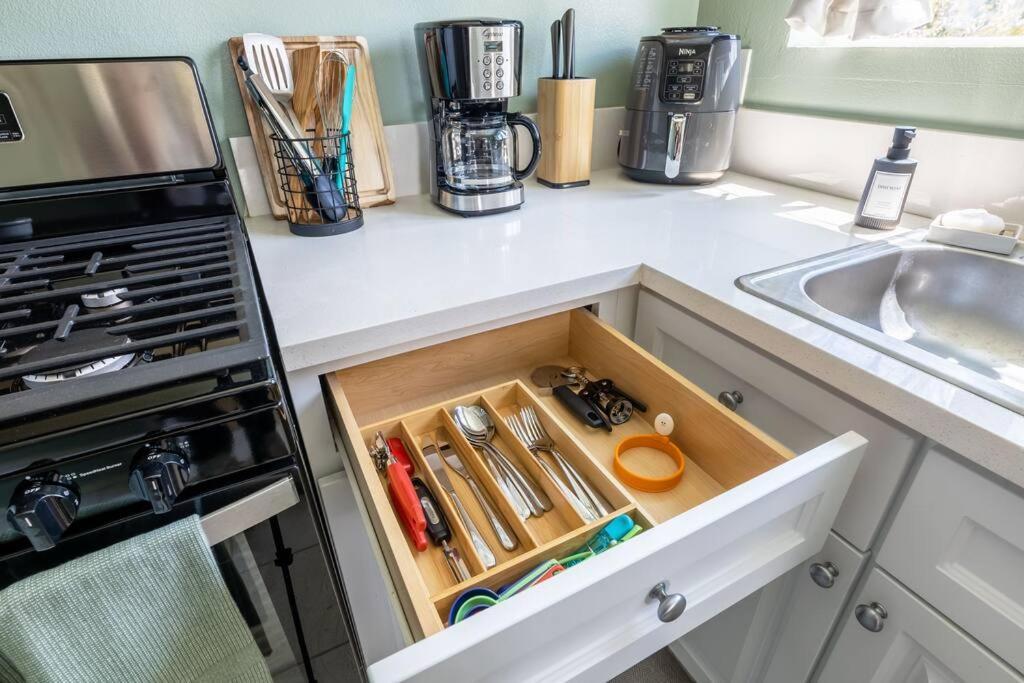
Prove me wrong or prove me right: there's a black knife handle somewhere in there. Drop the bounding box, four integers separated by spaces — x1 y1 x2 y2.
554 385 609 431
413 477 450 545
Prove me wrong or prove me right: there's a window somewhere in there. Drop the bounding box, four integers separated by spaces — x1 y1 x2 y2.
789 0 1024 47
911 0 1024 37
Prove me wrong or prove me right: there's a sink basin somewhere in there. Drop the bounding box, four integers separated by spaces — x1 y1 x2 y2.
738 235 1024 414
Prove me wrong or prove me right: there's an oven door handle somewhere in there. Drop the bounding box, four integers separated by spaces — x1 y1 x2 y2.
201 476 299 546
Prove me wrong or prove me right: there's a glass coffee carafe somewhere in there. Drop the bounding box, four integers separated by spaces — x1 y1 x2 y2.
440 112 541 191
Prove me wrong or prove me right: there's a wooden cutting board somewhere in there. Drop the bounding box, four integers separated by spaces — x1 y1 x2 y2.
228 35 395 218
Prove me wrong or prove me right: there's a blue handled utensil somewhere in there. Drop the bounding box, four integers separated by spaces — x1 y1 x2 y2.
338 64 356 188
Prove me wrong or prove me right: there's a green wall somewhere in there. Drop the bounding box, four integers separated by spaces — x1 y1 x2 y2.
2 0 696 153
699 0 1024 138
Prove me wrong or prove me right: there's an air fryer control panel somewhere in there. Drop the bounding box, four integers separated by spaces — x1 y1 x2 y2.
627 27 747 114
663 55 706 102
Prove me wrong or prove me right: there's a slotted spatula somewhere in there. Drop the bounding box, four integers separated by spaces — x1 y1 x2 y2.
242 33 302 129
242 34 292 101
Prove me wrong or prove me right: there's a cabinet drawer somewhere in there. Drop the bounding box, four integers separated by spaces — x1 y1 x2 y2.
325 309 865 682
818 568 1022 683
879 446 1024 673
635 290 918 550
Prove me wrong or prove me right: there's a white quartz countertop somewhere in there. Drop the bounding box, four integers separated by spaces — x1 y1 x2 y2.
245 169 1024 488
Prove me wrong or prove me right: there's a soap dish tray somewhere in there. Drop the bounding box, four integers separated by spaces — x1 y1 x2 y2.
925 219 1022 255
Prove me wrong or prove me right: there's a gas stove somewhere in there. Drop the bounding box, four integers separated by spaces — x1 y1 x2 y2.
1 216 270 440
0 57 358 682
0 220 248 389
0 58 297 557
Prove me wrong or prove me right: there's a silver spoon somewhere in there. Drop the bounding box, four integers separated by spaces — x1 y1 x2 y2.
466 405 552 514
453 406 532 519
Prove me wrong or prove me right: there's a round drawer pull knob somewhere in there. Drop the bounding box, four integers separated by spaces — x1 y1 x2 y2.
647 581 686 623
855 602 888 632
809 561 839 589
717 390 744 411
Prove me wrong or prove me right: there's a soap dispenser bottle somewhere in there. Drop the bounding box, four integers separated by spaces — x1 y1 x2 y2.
854 126 918 230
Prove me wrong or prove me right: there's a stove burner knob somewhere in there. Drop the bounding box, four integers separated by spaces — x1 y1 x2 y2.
130 449 191 514
6 473 80 552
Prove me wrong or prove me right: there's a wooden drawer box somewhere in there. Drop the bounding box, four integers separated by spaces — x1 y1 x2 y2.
634 289 919 551
325 309 865 682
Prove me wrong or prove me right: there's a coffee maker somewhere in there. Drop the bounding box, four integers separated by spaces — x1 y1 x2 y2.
416 19 541 216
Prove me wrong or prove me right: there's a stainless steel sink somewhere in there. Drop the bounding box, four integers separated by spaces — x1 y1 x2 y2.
738 234 1024 414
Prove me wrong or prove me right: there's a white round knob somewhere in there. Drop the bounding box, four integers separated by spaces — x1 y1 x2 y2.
654 413 674 436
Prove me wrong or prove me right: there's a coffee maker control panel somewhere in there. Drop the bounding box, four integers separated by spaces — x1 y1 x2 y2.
418 20 522 101
478 43 508 93
471 27 517 97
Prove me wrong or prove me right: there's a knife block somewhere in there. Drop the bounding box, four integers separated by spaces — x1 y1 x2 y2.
536 77 596 189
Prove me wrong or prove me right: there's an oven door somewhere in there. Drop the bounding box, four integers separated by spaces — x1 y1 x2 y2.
0 467 361 682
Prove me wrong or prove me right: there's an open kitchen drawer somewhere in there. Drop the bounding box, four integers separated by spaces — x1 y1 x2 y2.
325 309 865 682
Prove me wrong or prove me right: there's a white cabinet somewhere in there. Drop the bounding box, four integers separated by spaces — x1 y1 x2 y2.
634 289 918 551
761 532 867 682
818 568 1023 683
321 308 866 682
671 531 867 683
879 446 1024 674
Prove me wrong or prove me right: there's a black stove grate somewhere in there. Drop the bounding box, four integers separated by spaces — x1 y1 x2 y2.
0 217 269 418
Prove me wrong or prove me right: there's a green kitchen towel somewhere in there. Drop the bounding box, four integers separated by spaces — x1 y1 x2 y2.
0 515 272 683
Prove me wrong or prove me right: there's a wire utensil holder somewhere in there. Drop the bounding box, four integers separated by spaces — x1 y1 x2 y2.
271 131 363 237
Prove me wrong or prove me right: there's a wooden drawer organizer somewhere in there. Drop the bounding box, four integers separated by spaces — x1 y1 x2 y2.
326 309 794 639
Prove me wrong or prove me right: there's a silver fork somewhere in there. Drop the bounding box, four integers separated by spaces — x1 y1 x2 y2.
505 413 592 521
506 413 603 523
521 406 612 518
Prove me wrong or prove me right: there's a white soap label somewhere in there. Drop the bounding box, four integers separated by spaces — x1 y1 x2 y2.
861 171 911 221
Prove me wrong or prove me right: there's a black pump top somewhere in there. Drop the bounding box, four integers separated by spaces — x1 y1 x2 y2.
888 126 917 160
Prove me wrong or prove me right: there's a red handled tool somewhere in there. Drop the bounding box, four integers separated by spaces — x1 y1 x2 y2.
386 437 414 476
369 432 427 551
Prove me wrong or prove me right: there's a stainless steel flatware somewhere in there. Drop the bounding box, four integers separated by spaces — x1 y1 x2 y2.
523 405 611 516
453 405 530 520
505 406 612 523
468 405 553 514
438 440 518 552
453 405 552 518
422 438 497 568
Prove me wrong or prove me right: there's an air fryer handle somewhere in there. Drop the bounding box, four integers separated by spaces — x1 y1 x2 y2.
509 113 542 180
664 113 687 179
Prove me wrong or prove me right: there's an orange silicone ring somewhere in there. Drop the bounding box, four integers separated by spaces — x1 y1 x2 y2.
613 434 686 492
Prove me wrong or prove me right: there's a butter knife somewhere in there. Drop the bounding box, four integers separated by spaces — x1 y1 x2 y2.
439 440 518 551
422 439 497 568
